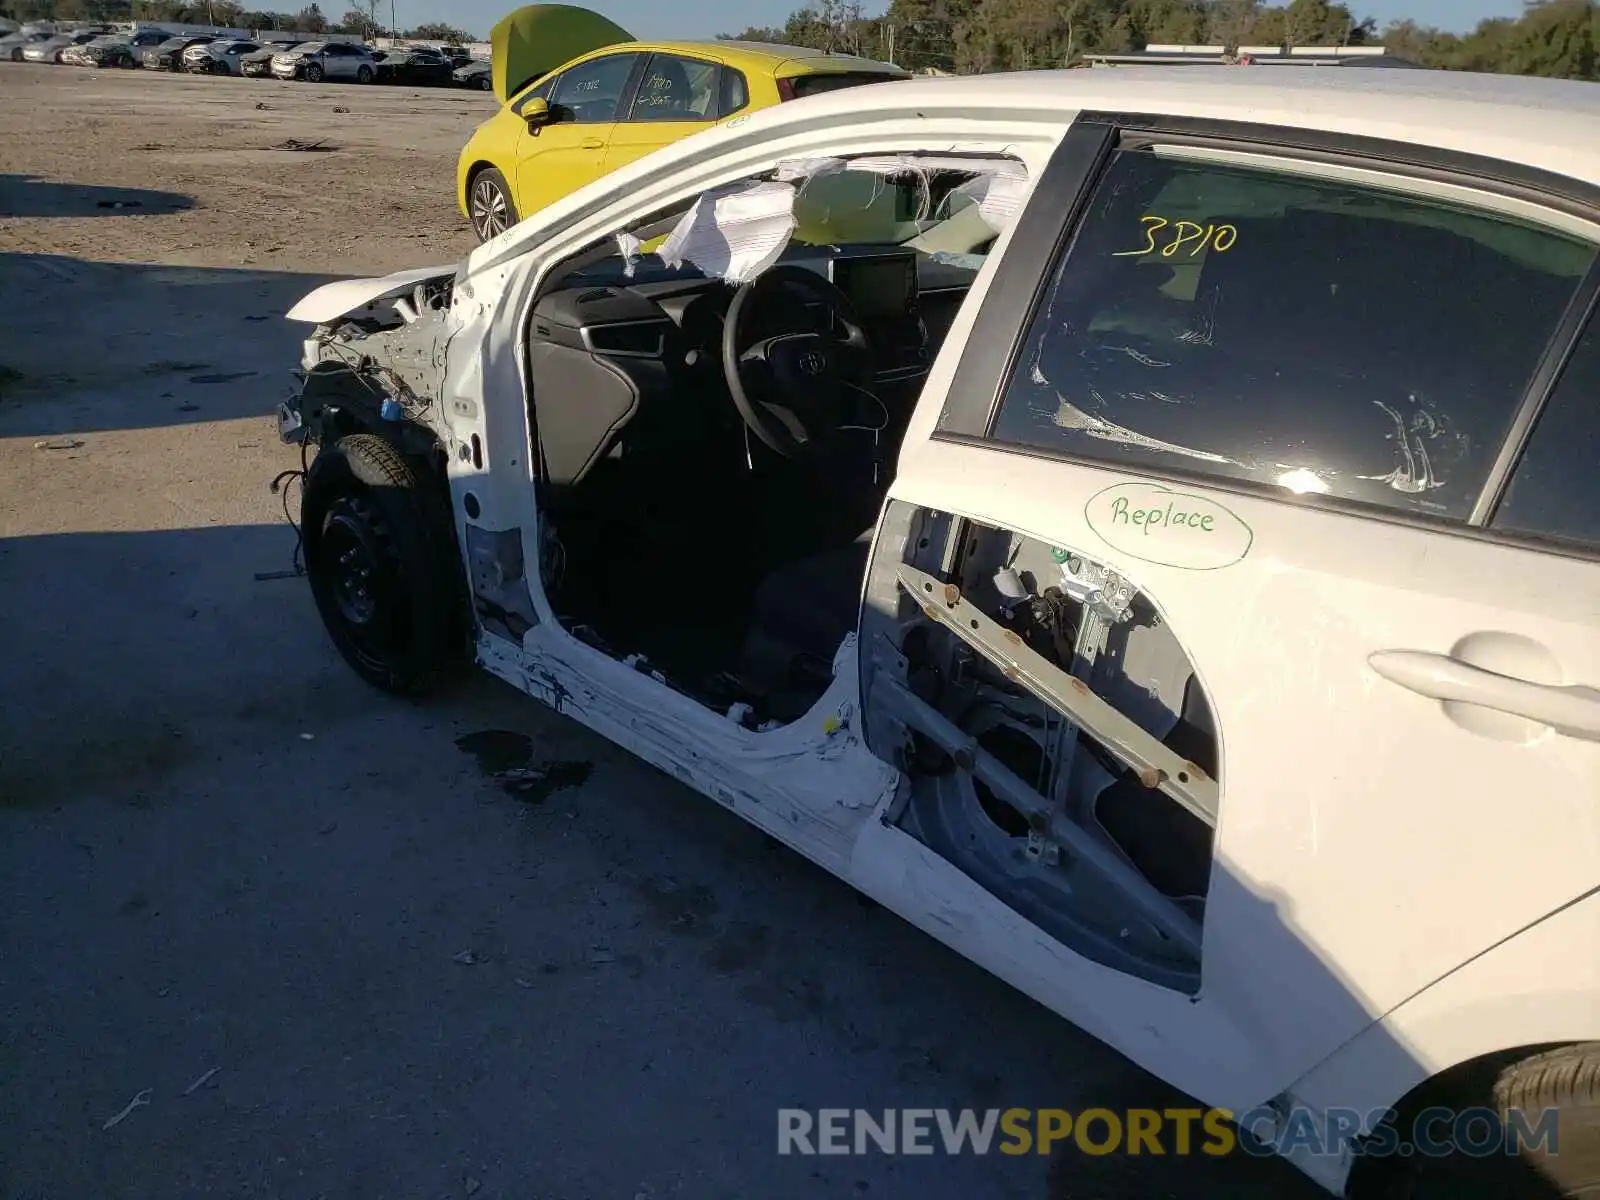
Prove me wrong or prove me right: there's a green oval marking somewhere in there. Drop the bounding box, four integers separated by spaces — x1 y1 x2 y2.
1083 481 1253 570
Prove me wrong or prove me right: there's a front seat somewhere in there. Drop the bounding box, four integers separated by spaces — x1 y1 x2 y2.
738 527 874 700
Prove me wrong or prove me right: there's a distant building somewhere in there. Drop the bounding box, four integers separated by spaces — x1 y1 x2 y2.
1081 43 1422 69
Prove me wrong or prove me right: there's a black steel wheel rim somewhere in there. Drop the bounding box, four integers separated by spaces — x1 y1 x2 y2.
316 495 407 669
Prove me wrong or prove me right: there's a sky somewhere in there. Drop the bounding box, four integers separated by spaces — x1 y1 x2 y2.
404 0 1525 44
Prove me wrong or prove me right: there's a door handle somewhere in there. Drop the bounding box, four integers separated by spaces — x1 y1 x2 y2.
1369 650 1600 739
579 137 605 150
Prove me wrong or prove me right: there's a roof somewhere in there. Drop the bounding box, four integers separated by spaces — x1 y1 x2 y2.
750 67 1600 189
465 62 1600 281
706 39 897 63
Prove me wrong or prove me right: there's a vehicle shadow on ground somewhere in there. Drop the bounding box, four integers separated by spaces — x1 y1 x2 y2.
0 174 194 218
0 253 336 435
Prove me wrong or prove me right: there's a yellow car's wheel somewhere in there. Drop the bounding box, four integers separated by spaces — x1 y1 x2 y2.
468 168 517 242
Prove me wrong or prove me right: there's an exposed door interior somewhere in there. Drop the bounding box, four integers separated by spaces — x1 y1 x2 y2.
519 154 1023 724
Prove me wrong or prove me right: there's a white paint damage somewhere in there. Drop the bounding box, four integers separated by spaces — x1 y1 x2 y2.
286 264 459 325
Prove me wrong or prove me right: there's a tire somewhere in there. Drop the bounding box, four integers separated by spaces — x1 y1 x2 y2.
467 167 517 242
301 434 467 695
1358 1044 1600 1198
476 74 492 91
303 61 322 82
356 64 373 83
10 48 22 62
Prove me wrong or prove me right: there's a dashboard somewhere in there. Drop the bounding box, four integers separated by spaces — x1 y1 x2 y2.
525 245 978 488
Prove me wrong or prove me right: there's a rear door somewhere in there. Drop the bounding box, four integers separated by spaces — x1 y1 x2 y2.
512 51 642 218
601 51 725 176
858 115 1600 1103
319 44 348 78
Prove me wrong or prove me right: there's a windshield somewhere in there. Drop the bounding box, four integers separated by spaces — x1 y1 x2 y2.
287 42 322 54
582 154 1028 288
788 161 1021 257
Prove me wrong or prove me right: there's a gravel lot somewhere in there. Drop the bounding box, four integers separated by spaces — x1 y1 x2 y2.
0 65 1319 1200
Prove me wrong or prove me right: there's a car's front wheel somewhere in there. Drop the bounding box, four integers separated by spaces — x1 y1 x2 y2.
356 64 373 83
468 167 517 242
302 434 466 695
303 61 322 82
1356 1043 1600 1198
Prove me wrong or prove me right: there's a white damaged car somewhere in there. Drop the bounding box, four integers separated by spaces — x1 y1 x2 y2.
278 67 1600 1197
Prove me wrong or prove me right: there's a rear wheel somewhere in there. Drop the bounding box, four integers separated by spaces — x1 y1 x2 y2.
301 434 467 695
10 47 22 61
1357 1044 1600 1198
468 167 517 242
303 61 322 82
476 73 492 91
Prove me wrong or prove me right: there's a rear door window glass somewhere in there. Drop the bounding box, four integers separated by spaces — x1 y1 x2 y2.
627 53 720 121
984 146 1596 520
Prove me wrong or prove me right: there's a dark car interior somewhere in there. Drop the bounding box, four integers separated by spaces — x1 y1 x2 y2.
523 165 1009 723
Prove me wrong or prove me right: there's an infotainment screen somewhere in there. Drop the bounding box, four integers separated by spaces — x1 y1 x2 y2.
830 254 918 322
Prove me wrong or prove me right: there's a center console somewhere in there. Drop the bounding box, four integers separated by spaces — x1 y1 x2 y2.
828 251 931 381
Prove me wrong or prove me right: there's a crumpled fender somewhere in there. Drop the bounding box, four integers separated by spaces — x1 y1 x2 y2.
286 265 458 325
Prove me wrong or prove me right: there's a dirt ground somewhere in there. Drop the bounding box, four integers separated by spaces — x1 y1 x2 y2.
0 64 482 277
0 64 1321 1200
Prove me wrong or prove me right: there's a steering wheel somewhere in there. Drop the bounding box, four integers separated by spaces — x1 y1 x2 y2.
721 264 876 458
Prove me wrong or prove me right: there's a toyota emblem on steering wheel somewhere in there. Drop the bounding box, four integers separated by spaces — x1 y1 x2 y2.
797 349 827 376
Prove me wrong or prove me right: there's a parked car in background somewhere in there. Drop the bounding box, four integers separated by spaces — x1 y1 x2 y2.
143 34 212 70
373 46 454 85
184 38 261 75
270 40 377 82
20 31 95 62
75 30 169 68
438 44 472 67
453 58 491 90
59 38 98 65
241 40 299 76
457 4 909 240
1 29 52 60
74 35 136 68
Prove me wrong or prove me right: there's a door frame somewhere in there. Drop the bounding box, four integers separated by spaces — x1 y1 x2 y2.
930 111 1600 562
865 106 1600 1132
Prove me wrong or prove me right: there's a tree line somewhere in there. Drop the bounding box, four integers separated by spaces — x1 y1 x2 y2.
9 0 1597 79
0 0 474 41
723 0 1600 80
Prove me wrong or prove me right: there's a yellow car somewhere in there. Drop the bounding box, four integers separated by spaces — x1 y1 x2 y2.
458 4 910 241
